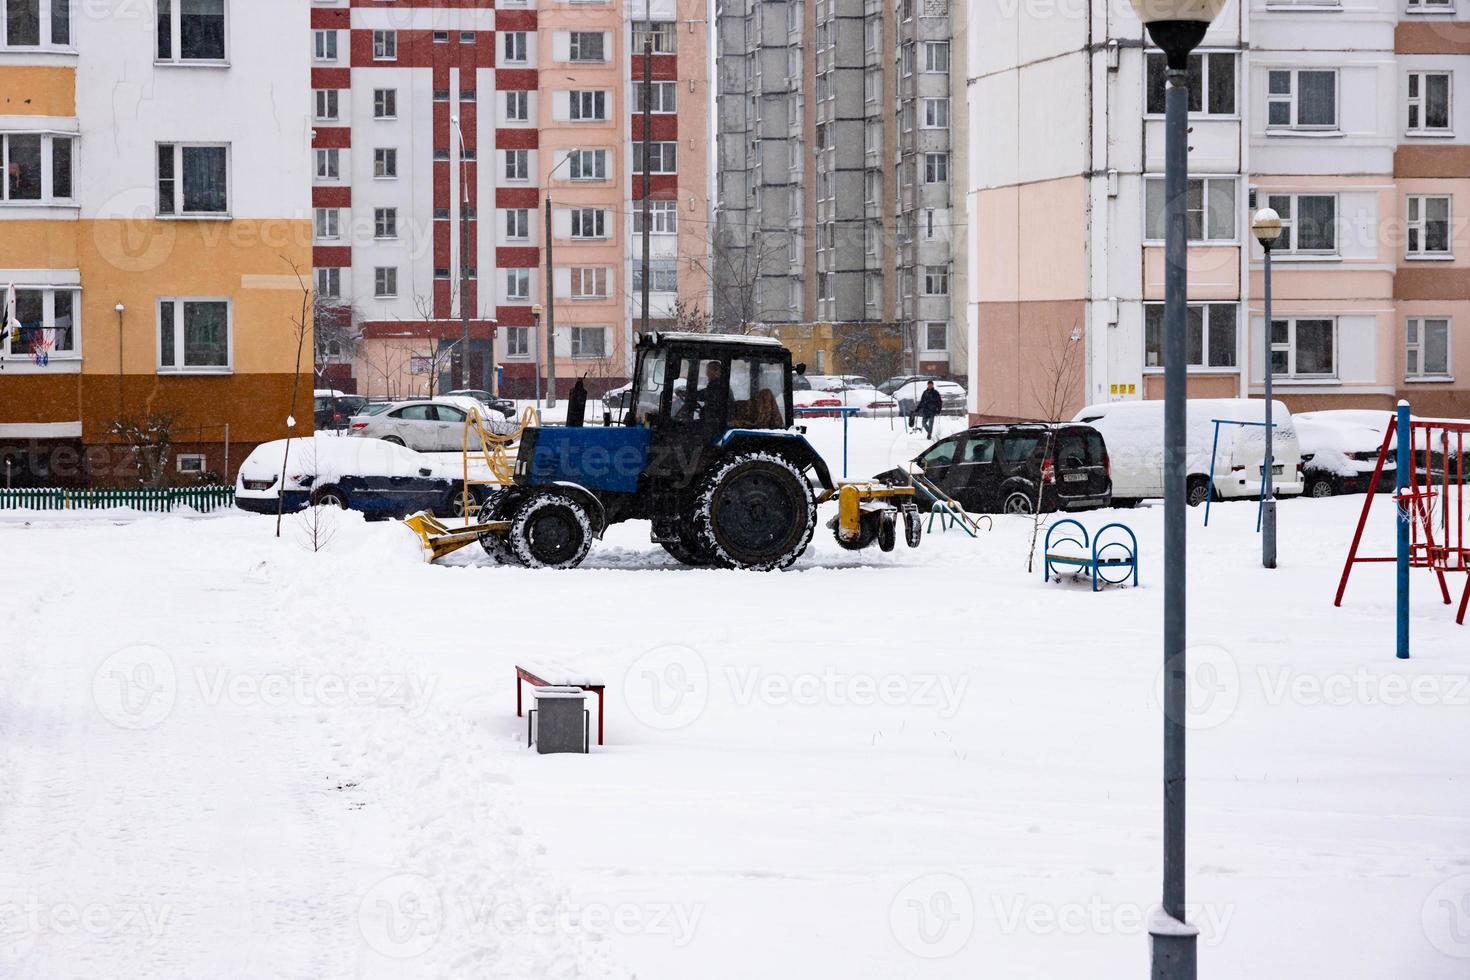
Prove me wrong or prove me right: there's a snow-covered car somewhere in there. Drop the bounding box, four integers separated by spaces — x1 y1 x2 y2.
235 436 472 518
889 379 967 416
602 381 634 415
1074 398 1304 507
877 375 928 395
443 389 516 419
806 374 873 392
1295 411 1396 497
348 397 486 452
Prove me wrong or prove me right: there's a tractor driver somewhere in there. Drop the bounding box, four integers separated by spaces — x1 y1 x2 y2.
693 360 728 422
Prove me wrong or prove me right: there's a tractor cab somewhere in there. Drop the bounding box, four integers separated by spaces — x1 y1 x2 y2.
624 332 793 434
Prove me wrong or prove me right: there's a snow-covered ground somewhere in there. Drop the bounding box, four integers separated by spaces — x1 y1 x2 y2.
2 417 1468 978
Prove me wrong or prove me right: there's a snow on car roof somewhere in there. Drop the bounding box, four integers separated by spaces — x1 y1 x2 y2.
238 435 455 482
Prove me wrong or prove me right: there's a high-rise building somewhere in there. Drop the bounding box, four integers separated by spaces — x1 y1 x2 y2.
714 0 969 382
968 0 1470 421
0 0 313 486
310 0 711 400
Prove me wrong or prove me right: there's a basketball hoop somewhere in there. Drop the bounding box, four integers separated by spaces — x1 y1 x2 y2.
31 327 54 367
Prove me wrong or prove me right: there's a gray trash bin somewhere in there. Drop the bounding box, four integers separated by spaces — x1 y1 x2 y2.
528 686 589 754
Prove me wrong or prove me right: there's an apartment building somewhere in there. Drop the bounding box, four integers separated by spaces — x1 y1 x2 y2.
714 0 969 382
310 0 710 400
1 0 313 486
967 0 1470 421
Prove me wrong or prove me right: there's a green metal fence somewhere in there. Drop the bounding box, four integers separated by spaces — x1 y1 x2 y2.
0 486 235 513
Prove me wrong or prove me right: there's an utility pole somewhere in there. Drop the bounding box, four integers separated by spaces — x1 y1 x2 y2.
451 116 476 393
545 195 557 408
640 33 653 342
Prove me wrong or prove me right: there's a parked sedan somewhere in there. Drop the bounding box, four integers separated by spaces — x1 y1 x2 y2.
313 391 368 431
348 399 481 452
443 389 516 419
235 436 473 518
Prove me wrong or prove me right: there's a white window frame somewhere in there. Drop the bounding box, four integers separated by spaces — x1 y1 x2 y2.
570 89 608 121
633 81 676 114
1 0 74 49
632 20 676 54
505 267 531 301
314 207 339 240
1144 50 1239 118
176 453 207 475
0 131 75 205
921 97 950 129
634 141 677 174
1263 192 1338 255
157 297 233 374
1406 194 1453 258
570 266 608 299
313 29 337 62
923 321 949 352
314 147 340 182
372 29 397 61
1406 316 1453 379
568 31 607 63
1143 302 1239 370
1266 68 1339 132
505 208 530 240
633 200 678 234
568 148 607 181
570 207 608 239
1405 0 1454 12
1270 316 1338 379
373 88 397 119
505 149 530 181
316 267 341 299
374 267 398 298
504 90 530 122
1407 70 1453 135
156 0 229 64
505 326 531 359
503 31 528 63
1143 175 1238 243
570 326 607 359
923 41 949 73
924 152 948 184
0 285 81 360
373 147 397 179
922 265 949 296
314 89 339 122
374 207 397 240
158 141 230 217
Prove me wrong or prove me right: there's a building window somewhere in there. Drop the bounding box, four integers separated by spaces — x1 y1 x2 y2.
374 267 398 298
632 20 676 54
569 31 606 62
316 267 340 299
1267 69 1337 130
505 149 529 181
633 81 676 113
1 286 79 359
633 141 677 174
1406 0 1454 10
503 31 527 63
313 29 337 61
1407 194 1452 257
921 98 951 128
633 199 678 234
570 326 606 358
1264 193 1336 253
374 147 397 178
157 298 230 372
568 148 607 180
374 207 397 239
3 0 73 47
1145 176 1236 242
505 90 529 122
158 142 228 215
632 260 678 293
570 90 607 121
314 207 338 240
506 268 530 301
1145 51 1236 116
176 453 207 475
372 29 396 60
923 321 948 352
570 267 608 298
314 147 339 181
1270 317 1336 378
923 266 949 296
373 89 397 119
1406 317 1451 377
314 89 339 122
923 40 949 73
505 326 531 358
156 0 225 62
1143 303 1238 369
0 132 73 203
570 208 607 239
924 152 949 183
505 208 530 239
1407 71 1452 134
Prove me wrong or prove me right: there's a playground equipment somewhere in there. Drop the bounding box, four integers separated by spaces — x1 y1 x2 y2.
1043 519 1140 590
1202 418 1282 532
1335 402 1470 657
407 331 924 569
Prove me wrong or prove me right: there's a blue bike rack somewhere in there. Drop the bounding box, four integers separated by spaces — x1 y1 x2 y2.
1042 519 1140 592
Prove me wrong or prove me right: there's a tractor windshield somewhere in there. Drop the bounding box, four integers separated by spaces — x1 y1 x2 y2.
632 348 668 424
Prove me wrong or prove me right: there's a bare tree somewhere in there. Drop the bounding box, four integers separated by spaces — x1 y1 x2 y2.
696 229 788 334
411 293 466 397
107 414 177 488
668 299 715 334
313 298 363 388
294 502 339 553
1024 325 1087 573
276 259 313 538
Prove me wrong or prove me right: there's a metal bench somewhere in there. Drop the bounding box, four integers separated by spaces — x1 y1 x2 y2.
515 664 605 745
1043 520 1139 592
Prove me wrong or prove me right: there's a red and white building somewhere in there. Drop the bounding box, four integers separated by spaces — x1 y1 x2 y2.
309 0 711 399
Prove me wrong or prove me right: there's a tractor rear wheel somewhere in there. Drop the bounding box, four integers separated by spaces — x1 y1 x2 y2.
692 452 816 570
507 492 594 569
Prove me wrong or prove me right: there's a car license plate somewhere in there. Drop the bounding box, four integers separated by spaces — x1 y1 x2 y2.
1064 473 1087 483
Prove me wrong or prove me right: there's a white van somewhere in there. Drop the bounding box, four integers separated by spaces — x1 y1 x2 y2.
1072 398 1304 506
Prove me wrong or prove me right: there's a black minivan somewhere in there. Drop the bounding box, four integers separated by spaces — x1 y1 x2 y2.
911 423 1112 514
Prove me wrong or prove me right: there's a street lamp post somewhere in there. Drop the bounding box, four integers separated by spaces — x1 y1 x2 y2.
531 303 544 407
543 148 582 410
449 116 487 395
1252 208 1283 570
1125 1 1225 978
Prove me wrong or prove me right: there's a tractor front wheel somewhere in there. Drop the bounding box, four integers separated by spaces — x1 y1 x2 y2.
692 452 816 570
507 493 595 569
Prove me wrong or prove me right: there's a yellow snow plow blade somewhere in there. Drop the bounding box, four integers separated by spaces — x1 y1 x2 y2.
405 511 511 563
